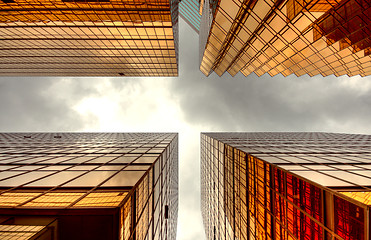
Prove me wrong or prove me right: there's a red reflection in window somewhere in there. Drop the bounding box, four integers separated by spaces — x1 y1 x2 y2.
334 195 364 240
286 173 323 240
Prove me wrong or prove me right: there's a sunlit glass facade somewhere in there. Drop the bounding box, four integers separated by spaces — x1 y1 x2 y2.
199 0 371 77
0 132 178 240
0 0 179 77
201 132 371 240
179 0 201 33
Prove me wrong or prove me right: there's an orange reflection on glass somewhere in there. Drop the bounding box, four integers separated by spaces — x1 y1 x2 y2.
340 191 371 206
0 192 39 207
0 225 46 239
73 192 128 207
24 192 84 207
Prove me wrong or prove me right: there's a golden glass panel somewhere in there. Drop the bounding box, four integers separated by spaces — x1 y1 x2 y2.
0 225 46 240
0 192 39 207
73 192 128 207
24 192 84 207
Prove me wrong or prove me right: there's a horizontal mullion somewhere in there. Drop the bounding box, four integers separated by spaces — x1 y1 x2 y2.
0 37 173 41
0 67 177 70
0 55 175 58
0 47 174 50
0 7 170 12
0 61 175 64
0 25 173 28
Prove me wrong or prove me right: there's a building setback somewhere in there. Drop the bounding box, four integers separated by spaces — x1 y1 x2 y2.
0 132 178 240
199 0 371 77
0 0 179 77
201 132 371 240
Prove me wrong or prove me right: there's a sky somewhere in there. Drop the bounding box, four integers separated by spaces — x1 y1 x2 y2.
1 18 371 239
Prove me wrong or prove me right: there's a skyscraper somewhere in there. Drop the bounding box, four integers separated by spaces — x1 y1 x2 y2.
0 132 178 240
201 132 370 240
179 0 201 33
0 0 179 77
199 0 370 77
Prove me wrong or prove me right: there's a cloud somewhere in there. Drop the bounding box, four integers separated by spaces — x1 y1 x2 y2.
172 20 371 134
0 77 91 131
0 17 370 240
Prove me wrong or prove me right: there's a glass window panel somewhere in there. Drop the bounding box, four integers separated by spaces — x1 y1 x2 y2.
69 165 97 170
110 155 140 164
0 171 56 187
291 170 353 187
102 171 146 187
42 165 70 171
73 191 128 207
134 155 159 164
26 171 85 187
65 171 116 187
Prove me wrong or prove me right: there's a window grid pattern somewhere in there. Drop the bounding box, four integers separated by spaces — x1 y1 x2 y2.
201 132 370 240
0 132 178 240
0 0 178 77
199 0 370 77
0 224 48 240
179 0 201 33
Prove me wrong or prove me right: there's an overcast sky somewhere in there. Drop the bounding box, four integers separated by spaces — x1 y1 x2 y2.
0 19 371 239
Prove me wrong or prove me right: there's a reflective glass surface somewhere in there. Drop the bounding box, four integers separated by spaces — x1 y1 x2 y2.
199 0 370 77
201 132 370 240
0 132 178 240
0 0 179 76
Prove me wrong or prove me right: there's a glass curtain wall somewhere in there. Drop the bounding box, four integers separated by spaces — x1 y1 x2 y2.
199 0 370 77
0 0 179 76
201 132 370 240
0 132 178 240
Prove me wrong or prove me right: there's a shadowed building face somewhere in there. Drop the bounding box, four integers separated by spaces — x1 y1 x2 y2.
0 132 178 240
201 132 370 240
0 0 179 77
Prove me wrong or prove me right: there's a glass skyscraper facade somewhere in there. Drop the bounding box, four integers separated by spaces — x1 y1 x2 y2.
201 132 371 240
199 0 370 77
0 0 179 77
179 0 201 33
0 132 178 240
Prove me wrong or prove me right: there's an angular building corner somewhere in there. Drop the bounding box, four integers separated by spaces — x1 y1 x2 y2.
201 132 370 240
0 0 179 77
0 132 178 240
198 0 371 77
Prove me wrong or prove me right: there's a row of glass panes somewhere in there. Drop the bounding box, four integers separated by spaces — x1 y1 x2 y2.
0 49 176 56
0 72 178 76
0 154 160 164
0 169 147 188
0 144 170 148
0 21 173 28
1 11 171 23
0 55 175 63
0 27 174 39
251 153 371 163
0 0 171 10
0 64 177 70
0 191 128 208
0 146 165 152
0 59 177 65
0 132 173 141
1 39 175 48
0 68 177 73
